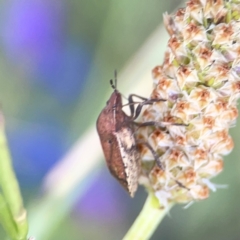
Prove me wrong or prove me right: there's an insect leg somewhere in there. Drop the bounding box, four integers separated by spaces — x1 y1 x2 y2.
133 121 188 133
133 99 166 120
138 141 189 190
140 141 165 170
127 94 147 119
128 93 166 120
175 180 189 190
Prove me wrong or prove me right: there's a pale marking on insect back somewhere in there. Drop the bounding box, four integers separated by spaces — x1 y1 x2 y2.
114 127 140 196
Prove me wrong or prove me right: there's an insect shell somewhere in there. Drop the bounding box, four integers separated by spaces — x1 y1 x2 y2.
96 80 140 197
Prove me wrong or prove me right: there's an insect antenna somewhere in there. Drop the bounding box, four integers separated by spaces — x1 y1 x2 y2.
109 70 129 101
114 69 117 89
110 79 115 90
110 70 118 91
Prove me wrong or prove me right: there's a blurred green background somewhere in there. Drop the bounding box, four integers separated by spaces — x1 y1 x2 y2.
0 0 239 239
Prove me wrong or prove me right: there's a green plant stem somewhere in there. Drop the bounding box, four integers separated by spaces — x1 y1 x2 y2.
0 193 18 240
123 194 174 240
0 128 28 240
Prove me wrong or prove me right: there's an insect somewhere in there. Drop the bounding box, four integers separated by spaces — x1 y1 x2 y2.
96 72 162 197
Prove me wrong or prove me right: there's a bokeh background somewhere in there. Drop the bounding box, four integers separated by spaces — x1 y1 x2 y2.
0 0 239 239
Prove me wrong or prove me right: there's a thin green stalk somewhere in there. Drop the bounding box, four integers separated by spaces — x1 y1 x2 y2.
123 194 174 240
0 193 18 240
0 127 28 239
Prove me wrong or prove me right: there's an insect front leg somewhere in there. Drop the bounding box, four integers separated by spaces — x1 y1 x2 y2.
127 94 148 119
128 94 166 120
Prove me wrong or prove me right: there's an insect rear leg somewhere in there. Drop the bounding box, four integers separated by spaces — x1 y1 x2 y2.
135 120 189 190
138 141 189 190
140 141 165 170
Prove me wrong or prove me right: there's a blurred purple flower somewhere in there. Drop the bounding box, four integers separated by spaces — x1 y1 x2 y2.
2 0 63 65
7 116 67 187
1 0 92 103
75 169 129 223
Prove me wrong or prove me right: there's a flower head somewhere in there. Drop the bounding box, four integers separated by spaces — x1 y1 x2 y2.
137 0 240 205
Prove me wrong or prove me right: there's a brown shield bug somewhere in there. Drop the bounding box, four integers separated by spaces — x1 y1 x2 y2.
96 74 140 197
96 72 165 197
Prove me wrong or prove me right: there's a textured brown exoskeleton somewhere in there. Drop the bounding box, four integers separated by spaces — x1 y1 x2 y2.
96 72 165 197
96 80 139 197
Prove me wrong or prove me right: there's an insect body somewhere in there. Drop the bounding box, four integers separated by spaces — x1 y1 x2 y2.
96 79 140 197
